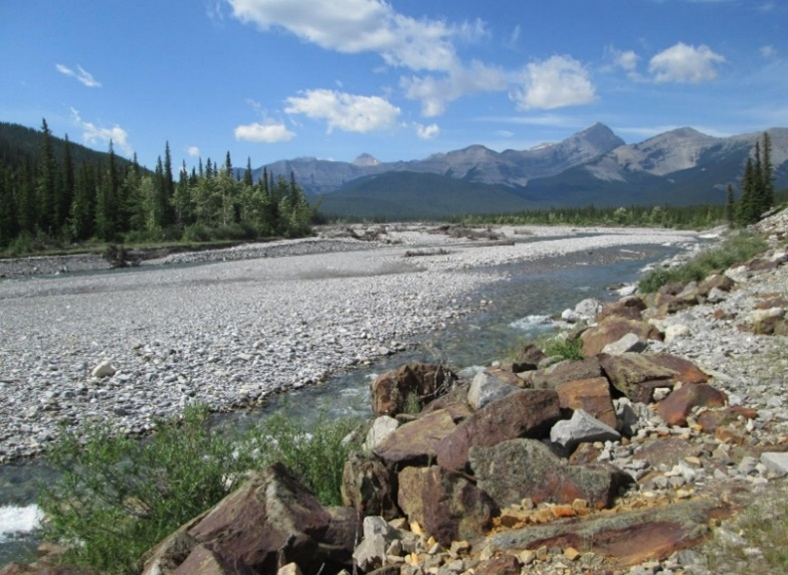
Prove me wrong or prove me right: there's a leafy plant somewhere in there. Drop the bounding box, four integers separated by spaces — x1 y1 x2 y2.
638 231 767 293
38 404 361 574
542 336 584 361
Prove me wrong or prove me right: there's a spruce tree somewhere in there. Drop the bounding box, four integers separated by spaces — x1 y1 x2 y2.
243 157 253 187
725 184 735 227
761 132 775 210
36 118 59 234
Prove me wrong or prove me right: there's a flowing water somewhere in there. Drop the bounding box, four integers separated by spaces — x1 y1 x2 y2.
0 241 680 567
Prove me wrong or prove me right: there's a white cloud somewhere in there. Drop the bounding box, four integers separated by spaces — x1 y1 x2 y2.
70 108 132 156
226 0 462 71
234 121 296 142
55 64 102 88
510 55 596 110
187 146 201 157
415 123 440 139
648 42 725 83
496 130 515 138
402 60 507 117
760 45 777 59
284 89 400 133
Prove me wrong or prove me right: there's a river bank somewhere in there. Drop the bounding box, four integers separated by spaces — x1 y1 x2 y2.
0 224 698 462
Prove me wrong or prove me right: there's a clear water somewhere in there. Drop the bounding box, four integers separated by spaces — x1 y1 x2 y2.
0 241 678 567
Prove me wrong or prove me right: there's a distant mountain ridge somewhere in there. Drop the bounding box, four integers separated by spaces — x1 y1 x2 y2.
255 123 788 218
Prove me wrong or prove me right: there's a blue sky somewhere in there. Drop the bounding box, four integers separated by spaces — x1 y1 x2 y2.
1 0 786 171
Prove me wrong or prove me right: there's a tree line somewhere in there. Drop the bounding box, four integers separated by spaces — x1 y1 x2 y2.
727 132 775 226
0 119 315 253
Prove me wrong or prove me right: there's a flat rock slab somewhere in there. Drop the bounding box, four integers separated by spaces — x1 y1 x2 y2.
470 438 620 510
484 499 727 567
531 358 603 389
598 352 707 403
581 317 662 357
436 389 560 472
374 409 456 466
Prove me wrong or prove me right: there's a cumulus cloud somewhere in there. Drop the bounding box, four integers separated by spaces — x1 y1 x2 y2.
648 42 725 83
226 0 462 71
510 55 596 110
234 121 296 142
402 60 507 117
55 64 102 87
284 89 400 133
187 146 201 157
415 123 440 139
70 108 132 156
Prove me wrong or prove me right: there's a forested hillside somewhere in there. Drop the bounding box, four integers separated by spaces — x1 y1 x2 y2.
0 121 314 254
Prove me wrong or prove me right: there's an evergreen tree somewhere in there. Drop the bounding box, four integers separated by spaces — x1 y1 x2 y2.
243 157 253 187
762 131 775 210
36 118 59 234
725 184 735 227
737 158 758 226
59 134 75 233
69 164 93 241
0 165 18 247
172 160 193 228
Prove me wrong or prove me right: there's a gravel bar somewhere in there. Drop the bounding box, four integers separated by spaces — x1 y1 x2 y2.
0 226 698 461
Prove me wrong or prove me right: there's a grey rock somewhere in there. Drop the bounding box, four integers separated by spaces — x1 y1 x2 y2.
760 452 788 477
363 415 399 453
550 409 620 451
601 332 647 355
467 370 517 410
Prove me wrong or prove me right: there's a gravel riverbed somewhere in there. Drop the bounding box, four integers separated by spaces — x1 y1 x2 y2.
0 225 698 461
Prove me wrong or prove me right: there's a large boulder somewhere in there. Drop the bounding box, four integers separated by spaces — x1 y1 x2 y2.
374 409 456 466
555 377 616 429
656 384 728 427
598 352 707 403
597 296 647 322
581 317 662 357
469 439 621 510
531 357 603 389
397 466 498 547
435 389 560 472
341 452 399 520
370 363 456 417
146 463 358 575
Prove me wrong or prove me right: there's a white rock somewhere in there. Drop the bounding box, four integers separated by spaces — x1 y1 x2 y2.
601 333 647 355
91 360 116 378
363 416 399 453
760 452 788 477
664 324 690 342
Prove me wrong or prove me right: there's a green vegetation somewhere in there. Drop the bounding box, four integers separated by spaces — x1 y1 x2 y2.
459 203 730 229
736 132 775 226
542 336 585 361
38 404 360 575
638 231 767 293
0 120 315 255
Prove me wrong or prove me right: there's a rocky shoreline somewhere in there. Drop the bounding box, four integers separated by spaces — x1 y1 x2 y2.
0 224 696 463
3 212 788 574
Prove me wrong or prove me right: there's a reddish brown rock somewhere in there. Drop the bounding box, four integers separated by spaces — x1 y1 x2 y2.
420 383 470 418
370 363 456 417
555 377 616 429
172 544 255 575
484 366 526 388
469 439 622 510
597 296 647 322
698 273 735 295
435 389 560 472
598 352 706 403
483 498 726 567
341 452 399 520
397 466 429 526
474 555 521 575
512 343 548 372
633 438 698 468
420 466 499 547
374 409 456 466
569 442 604 465
531 357 603 389
183 463 356 575
581 317 662 357
656 384 728 427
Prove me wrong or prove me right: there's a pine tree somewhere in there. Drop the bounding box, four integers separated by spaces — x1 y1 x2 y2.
0 165 18 247
36 118 59 234
737 158 758 226
762 131 775 210
59 134 75 233
243 157 253 187
725 184 735 227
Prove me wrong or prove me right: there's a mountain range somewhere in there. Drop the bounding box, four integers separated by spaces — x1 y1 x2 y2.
256 123 788 218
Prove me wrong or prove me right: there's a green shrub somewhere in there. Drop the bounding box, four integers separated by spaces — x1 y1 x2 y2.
638 231 767 293
542 336 584 361
241 411 361 506
38 404 361 575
